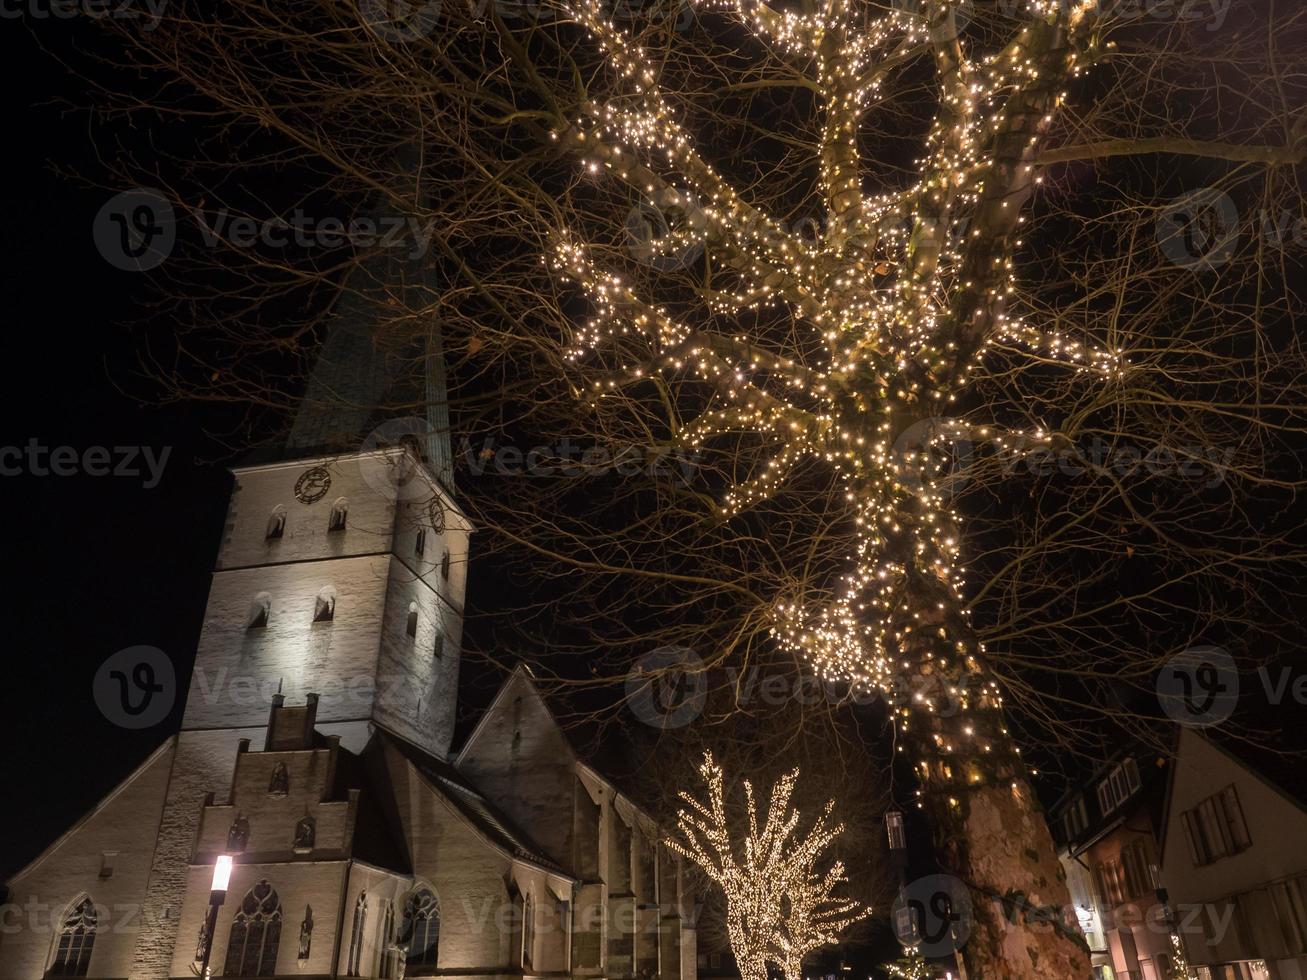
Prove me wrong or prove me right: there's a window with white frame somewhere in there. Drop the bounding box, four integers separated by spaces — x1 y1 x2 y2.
1097 758 1142 816
1180 784 1251 866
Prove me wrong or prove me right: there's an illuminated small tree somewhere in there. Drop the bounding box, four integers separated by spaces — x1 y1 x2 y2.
667 752 869 980
884 948 930 980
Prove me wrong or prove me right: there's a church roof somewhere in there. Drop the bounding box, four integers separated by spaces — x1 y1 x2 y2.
382 731 566 875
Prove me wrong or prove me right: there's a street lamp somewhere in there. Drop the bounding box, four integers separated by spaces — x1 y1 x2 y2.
198 855 233 980
1150 863 1193 979
885 812 916 948
885 811 907 865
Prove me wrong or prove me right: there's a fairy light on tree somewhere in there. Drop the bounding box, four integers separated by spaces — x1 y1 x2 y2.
546 0 1113 972
667 752 869 980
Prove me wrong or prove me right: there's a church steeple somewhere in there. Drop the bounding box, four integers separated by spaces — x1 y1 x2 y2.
286 155 454 495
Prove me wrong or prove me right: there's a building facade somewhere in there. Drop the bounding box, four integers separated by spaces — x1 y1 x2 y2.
1159 727 1307 980
0 445 699 980
1051 750 1177 980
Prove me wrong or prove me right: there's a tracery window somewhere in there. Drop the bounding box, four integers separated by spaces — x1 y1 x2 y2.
223 880 282 977
47 897 96 978
401 889 439 968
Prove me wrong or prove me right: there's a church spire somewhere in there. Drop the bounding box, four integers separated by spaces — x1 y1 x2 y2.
286 154 453 494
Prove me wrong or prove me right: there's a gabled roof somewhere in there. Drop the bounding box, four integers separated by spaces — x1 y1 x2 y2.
455 664 664 822
382 729 567 875
454 663 578 770
5 737 176 885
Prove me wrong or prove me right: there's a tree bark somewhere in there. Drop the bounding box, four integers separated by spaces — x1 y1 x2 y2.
925 780 1090 980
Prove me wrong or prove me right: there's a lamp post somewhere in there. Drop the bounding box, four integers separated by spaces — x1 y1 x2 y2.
1150 863 1193 980
885 812 915 948
198 855 233 980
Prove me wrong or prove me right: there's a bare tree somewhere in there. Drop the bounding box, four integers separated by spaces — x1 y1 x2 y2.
667 752 868 980
77 0 1307 974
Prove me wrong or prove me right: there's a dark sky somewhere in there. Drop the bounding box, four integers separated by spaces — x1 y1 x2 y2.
0 23 234 877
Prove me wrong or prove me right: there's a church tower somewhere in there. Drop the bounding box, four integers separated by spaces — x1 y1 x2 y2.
118 262 472 979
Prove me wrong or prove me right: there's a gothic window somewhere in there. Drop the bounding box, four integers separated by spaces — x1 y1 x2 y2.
313 586 336 623
406 602 418 639
440 550 450 581
266 506 286 541
268 763 289 795
298 907 313 962
328 498 349 532
433 632 444 660
522 892 534 969
415 529 426 558
224 880 282 978
378 902 397 980
401 889 439 968
347 892 368 977
294 816 315 852
47 896 96 977
228 815 250 852
248 593 271 630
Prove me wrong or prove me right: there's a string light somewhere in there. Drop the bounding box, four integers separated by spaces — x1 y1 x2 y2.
667 752 871 980
550 0 1117 794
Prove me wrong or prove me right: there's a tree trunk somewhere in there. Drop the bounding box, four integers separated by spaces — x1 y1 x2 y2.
880 482 1090 978
925 779 1090 979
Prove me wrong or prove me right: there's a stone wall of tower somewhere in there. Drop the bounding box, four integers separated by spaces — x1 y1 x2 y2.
185 450 469 759
131 450 470 980
128 729 255 980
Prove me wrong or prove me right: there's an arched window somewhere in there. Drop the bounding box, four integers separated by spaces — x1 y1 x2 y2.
294 816 315 852
522 892 534 969
266 506 286 541
313 586 336 623
248 593 271 630
439 550 450 581
401 889 439 968
415 529 426 558
268 762 289 796
224 880 282 977
433 633 444 660
347 892 368 977
406 602 418 640
328 498 349 532
47 896 96 977
227 815 250 852
378 901 397 980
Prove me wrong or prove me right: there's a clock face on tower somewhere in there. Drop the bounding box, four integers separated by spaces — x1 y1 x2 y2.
294 466 332 504
429 499 446 533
